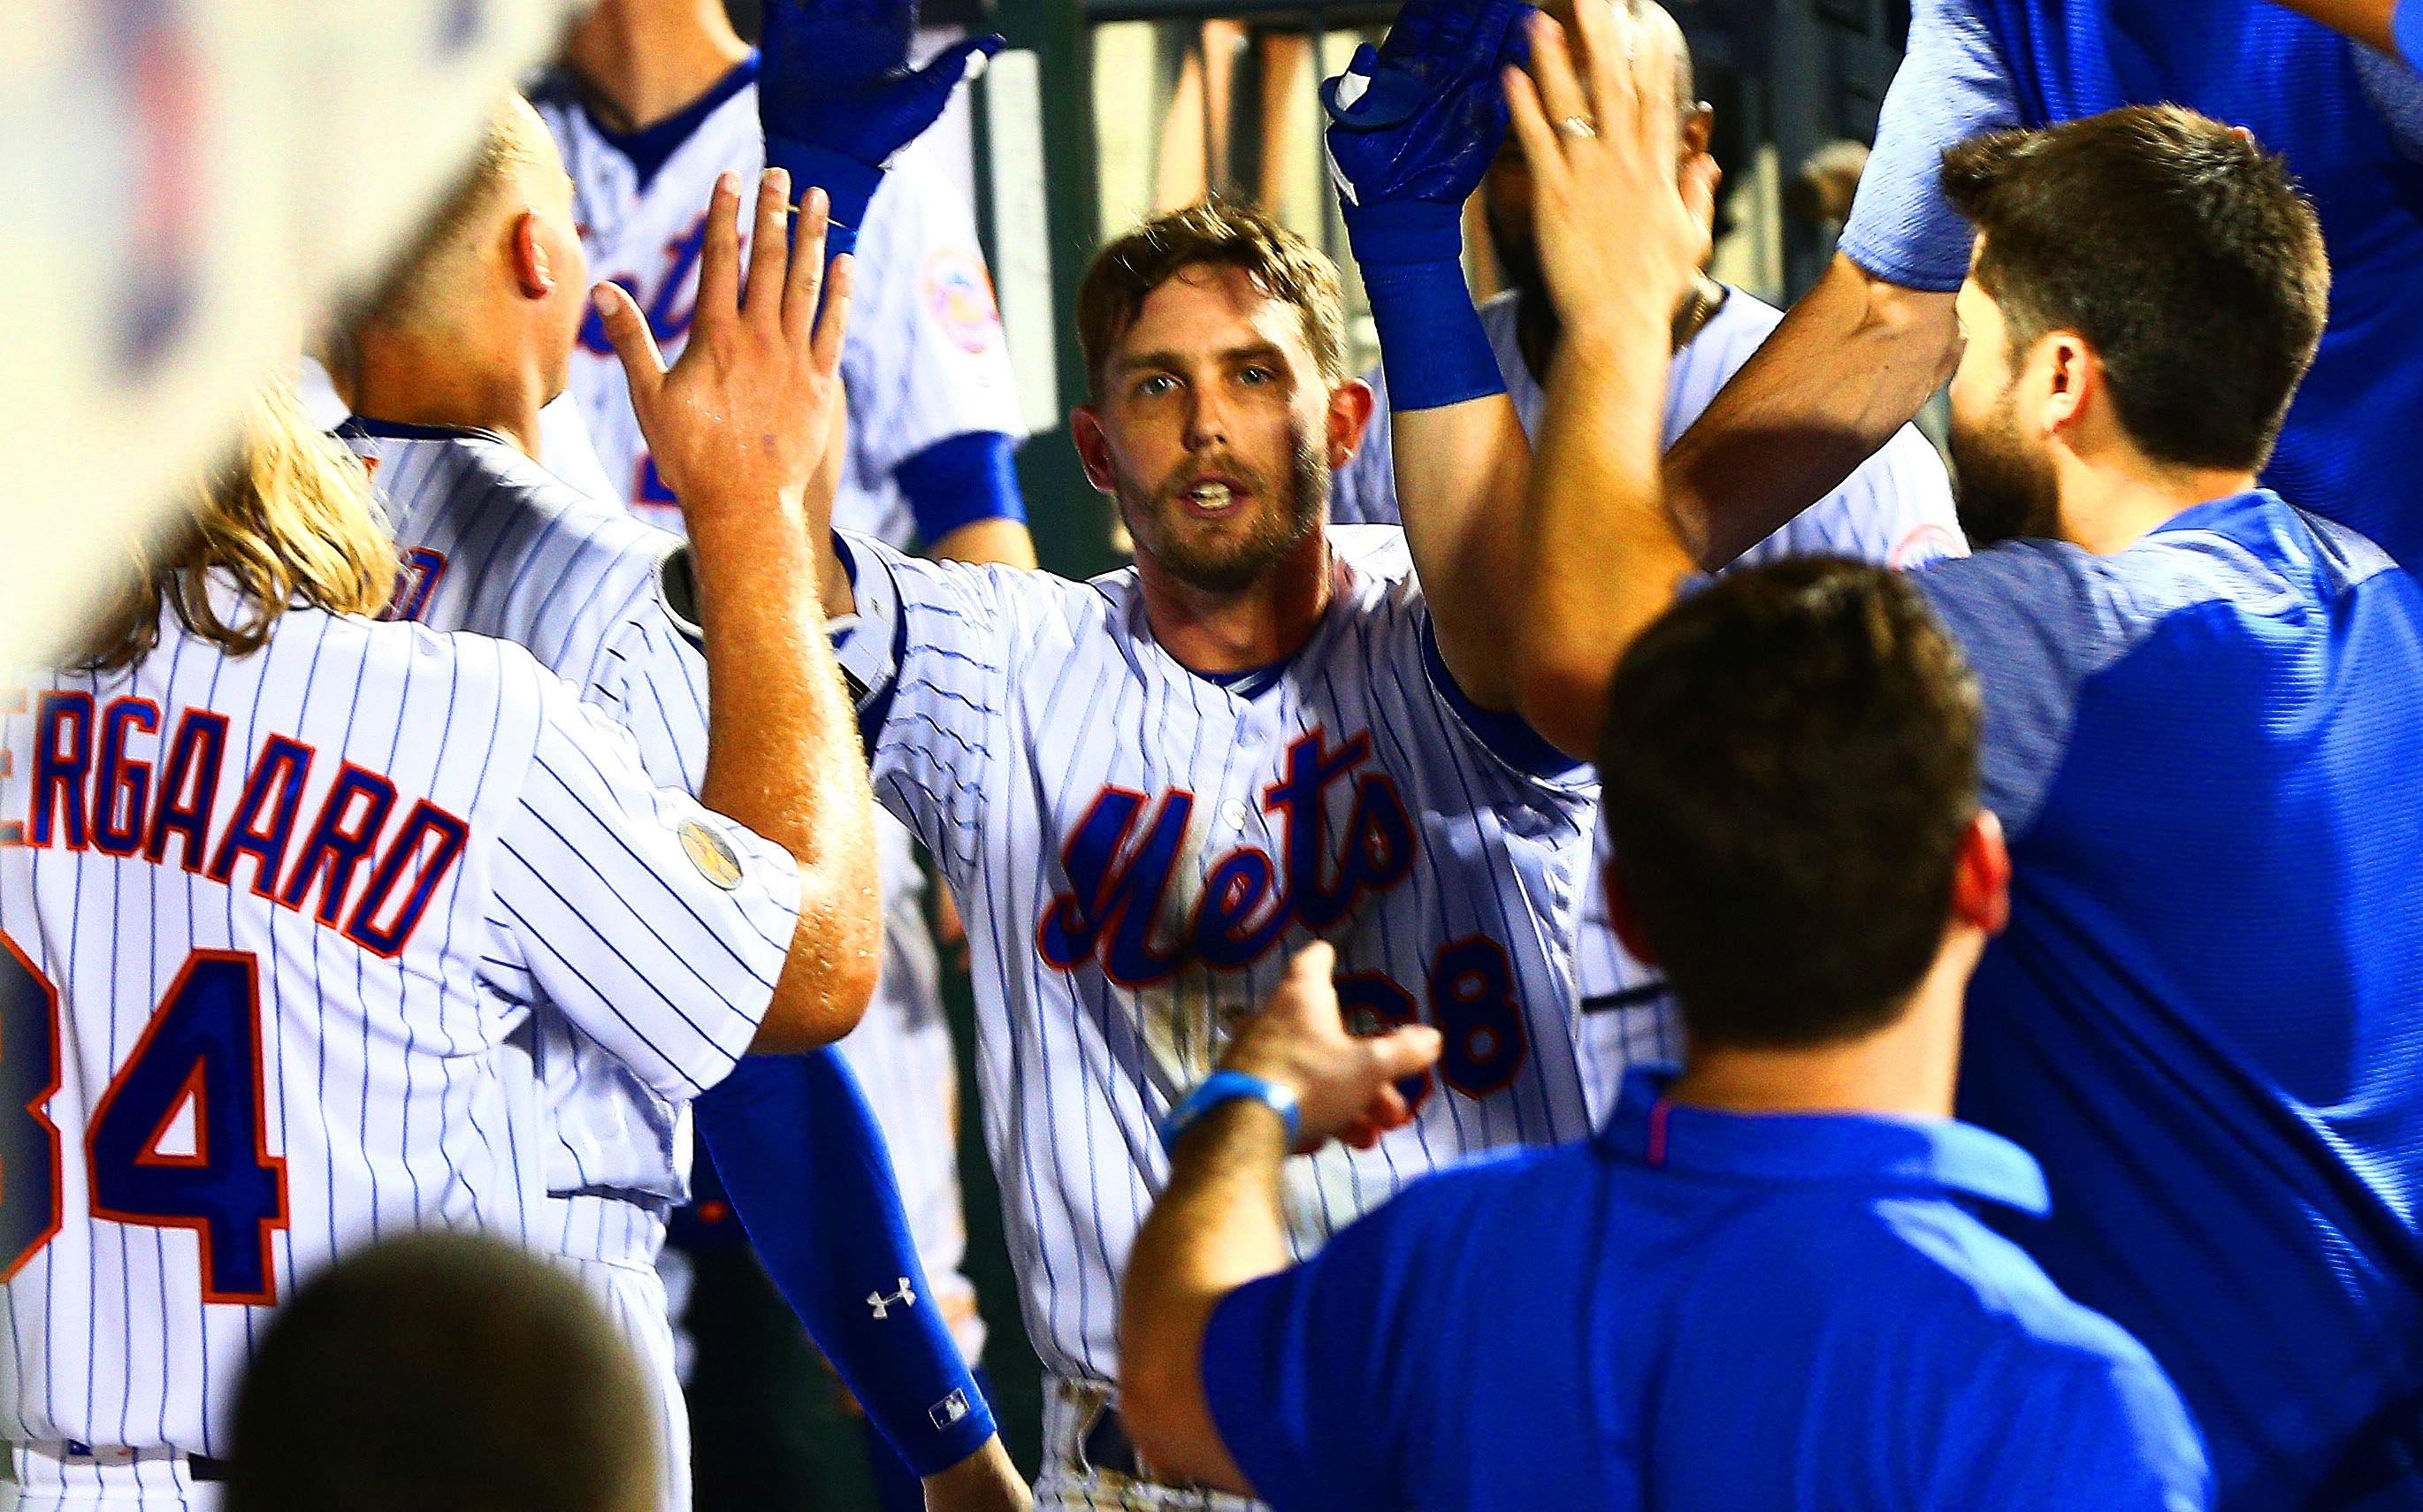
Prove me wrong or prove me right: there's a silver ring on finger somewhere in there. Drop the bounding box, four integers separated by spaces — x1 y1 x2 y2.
1556 114 1600 139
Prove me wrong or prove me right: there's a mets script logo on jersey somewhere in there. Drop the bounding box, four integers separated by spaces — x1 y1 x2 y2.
1038 727 1414 987
5 692 468 957
577 210 712 361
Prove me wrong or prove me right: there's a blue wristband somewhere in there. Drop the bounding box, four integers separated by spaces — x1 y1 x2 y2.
1363 259 1506 411
1161 1070 1302 1153
2399 0 2423 65
1339 201 1504 411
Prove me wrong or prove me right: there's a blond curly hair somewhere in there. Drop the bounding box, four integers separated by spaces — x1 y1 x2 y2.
75 377 399 670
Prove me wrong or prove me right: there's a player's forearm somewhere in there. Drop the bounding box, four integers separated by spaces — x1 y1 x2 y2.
929 516 1039 570
1120 1103 1291 1496
1392 396 1532 709
1516 308 1697 760
696 1051 1000 1474
1664 254 1958 568
688 514 882 1048
2268 0 2400 53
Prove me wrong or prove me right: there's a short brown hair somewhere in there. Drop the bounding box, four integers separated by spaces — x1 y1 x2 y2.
72 377 399 672
1598 560 1982 1049
1942 104 2328 473
228 1233 656 1512
1074 200 1349 396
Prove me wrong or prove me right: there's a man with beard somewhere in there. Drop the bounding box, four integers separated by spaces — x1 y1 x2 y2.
1327 0 1959 1096
1496 5 2423 1505
716 188 1602 1508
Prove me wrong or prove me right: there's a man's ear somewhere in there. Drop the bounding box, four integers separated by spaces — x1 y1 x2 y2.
2031 330 2096 439
1071 404 1120 495
509 211 555 301
1951 809 2012 937
1326 377 1376 470
1603 859 1662 968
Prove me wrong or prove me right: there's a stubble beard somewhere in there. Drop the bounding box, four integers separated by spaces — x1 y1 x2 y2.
1948 386 2061 547
1118 431 1330 595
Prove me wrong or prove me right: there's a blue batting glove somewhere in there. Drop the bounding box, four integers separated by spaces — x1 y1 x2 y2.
1321 0 1534 267
760 0 1004 233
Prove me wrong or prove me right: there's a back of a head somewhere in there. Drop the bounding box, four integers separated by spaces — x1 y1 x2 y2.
1941 104 2329 474
357 92 562 334
1597 560 1982 1048
227 1233 657 1512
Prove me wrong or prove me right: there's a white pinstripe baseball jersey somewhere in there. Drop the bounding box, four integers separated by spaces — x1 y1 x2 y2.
1334 286 1967 1102
832 523 1601 1383
0 581 800 1465
340 419 711 1267
535 60 1024 539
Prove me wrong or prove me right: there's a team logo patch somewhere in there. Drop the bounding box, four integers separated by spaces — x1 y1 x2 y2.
679 821 744 890
924 248 1004 355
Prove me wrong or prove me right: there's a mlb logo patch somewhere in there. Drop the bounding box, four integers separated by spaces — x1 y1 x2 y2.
929 1389 971 1431
923 248 1004 355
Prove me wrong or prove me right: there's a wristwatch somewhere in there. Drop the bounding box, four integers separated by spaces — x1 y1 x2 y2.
1159 1070 1301 1154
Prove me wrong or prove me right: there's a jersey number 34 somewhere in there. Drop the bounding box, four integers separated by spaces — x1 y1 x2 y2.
2 930 289 1304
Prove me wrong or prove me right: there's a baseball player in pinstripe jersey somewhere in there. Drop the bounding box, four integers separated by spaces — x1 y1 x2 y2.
324 99 1025 1512
1327 0 1965 1109
535 12 1026 1479
767 15 1609 1485
0 175 871 1510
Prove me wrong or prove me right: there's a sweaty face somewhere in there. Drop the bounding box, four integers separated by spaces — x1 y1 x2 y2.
1946 275 2059 547
1090 265 1333 594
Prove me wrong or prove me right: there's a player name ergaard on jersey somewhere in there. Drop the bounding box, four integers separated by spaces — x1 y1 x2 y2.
4 689 467 957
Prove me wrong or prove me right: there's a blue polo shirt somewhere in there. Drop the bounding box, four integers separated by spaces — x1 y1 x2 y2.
1911 491 2423 1507
1200 1067 2208 1511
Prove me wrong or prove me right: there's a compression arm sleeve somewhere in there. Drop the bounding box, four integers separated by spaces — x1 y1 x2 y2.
695 1050 997 1474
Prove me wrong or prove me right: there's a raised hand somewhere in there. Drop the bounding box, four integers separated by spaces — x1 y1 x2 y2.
760 0 1004 229
592 170 853 535
1503 4 1712 332
1219 943 1442 1155
1322 0 1535 250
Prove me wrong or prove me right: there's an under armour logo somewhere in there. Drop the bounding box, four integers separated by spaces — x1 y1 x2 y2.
868 1278 917 1318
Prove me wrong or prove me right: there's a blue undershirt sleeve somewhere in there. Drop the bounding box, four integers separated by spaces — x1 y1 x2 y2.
895 431 1027 546
1838 0 2023 292
694 1051 996 1477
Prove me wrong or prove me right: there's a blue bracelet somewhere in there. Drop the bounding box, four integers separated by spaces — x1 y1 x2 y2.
1161 1070 1301 1154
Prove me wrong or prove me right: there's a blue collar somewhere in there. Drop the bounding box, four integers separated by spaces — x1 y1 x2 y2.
337 415 513 448
2146 487 2285 538
1600 1066 2051 1218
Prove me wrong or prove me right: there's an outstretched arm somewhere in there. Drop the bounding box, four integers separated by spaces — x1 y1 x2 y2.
595 172 881 1050
1120 944 1441 1494
1658 257 1958 571
1503 7 1711 756
1320 0 1535 709
1657 0 2011 570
